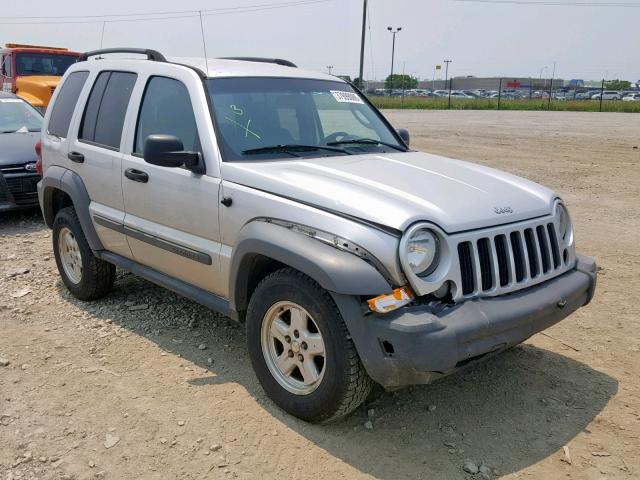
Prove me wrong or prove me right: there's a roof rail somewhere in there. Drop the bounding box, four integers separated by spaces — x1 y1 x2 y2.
78 48 166 62
220 57 297 68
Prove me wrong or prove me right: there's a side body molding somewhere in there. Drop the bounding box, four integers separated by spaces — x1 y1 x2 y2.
38 166 104 251
229 221 392 312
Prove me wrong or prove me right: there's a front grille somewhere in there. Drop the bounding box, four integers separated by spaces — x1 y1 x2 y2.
1 164 30 174
1 174 39 206
457 219 567 297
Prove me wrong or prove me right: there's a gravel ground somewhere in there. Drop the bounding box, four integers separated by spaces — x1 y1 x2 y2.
1 110 639 480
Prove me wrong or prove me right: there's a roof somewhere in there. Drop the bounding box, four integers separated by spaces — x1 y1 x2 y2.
2 45 80 56
171 57 340 81
0 91 20 99
77 54 340 82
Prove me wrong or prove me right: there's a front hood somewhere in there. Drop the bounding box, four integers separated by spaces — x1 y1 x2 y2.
16 76 60 107
222 151 557 233
0 131 40 166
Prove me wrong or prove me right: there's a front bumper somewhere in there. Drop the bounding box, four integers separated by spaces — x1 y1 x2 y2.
0 172 41 211
333 253 597 389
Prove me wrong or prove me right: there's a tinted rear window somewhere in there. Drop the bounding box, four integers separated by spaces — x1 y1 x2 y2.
47 71 89 138
80 71 137 150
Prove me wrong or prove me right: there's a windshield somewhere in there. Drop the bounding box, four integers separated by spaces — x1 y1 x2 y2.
0 98 43 133
206 77 405 161
15 53 77 76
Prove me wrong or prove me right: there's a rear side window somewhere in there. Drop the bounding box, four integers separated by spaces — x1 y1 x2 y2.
47 71 89 138
80 71 137 150
134 76 201 154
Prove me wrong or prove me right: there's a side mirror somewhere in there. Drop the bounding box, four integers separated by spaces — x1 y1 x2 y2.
143 134 204 174
396 128 410 147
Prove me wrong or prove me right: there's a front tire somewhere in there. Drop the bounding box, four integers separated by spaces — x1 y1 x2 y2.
246 268 373 423
52 206 115 301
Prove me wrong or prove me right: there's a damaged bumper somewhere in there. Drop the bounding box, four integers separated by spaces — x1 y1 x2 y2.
333 254 597 389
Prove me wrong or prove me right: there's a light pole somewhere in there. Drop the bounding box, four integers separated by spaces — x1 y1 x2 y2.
326 65 334 75
443 59 452 108
387 26 402 93
358 0 368 90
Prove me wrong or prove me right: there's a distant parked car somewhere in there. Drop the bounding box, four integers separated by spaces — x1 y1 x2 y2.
574 92 592 100
622 93 640 102
591 91 621 101
449 91 474 99
0 92 43 211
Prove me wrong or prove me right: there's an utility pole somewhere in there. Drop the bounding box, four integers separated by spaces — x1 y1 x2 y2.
548 61 556 109
99 21 106 49
326 65 334 75
358 0 367 90
401 61 406 108
387 27 402 94
444 59 452 108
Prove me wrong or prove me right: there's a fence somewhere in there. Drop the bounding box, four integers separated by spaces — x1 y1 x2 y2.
366 78 640 113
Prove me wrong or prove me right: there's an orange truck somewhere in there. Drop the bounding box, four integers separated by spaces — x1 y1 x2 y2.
0 43 80 112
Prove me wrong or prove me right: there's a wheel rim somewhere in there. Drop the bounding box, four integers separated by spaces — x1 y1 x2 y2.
261 301 326 396
58 227 82 284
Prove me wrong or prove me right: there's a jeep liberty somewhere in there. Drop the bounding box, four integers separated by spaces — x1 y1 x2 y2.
38 49 597 422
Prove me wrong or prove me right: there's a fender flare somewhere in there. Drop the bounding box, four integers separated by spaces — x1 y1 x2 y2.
38 166 104 251
229 221 392 312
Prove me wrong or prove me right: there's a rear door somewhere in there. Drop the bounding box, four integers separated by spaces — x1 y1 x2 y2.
66 70 137 258
120 66 224 296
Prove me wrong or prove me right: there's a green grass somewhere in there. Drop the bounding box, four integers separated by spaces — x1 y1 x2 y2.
369 96 640 113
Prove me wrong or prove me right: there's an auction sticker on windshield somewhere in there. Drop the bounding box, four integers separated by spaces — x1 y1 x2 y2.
330 90 364 104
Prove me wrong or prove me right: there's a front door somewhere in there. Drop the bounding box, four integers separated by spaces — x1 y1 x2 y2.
121 72 224 296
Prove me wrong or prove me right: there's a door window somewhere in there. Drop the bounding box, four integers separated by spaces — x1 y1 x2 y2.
134 76 201 155
79 71 137 150
47 71 89 138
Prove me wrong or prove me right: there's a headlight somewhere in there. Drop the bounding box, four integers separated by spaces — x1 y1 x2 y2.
557 204 571 240
406 228 439 276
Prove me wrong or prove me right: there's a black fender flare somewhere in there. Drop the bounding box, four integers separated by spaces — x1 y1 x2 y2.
38 166 104 251
229 221 392 312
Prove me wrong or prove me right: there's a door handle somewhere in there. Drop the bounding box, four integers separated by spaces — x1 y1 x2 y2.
67 151 85 163
124 168 149 183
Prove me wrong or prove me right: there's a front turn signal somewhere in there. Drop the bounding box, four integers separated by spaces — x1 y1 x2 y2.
367 287 415 314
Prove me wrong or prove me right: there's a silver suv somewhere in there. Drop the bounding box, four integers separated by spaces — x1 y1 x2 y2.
38 48 597 422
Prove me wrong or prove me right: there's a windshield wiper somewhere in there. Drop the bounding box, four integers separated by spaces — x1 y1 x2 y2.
242 144 351 156
327 138 407 151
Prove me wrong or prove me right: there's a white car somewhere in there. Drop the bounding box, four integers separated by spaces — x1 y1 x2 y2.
591 91 621 101
622 93 640 102
38 48 597 422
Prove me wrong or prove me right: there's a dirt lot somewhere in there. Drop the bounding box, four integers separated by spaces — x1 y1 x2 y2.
1 110 639 480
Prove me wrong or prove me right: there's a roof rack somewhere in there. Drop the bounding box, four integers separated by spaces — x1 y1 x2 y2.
220 57 297 68
78 48 167 62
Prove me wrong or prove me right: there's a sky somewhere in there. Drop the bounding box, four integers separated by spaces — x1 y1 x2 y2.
1 0 638 82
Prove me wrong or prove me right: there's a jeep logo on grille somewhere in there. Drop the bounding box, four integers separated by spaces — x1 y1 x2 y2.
494 206 513 215
24 162 38 172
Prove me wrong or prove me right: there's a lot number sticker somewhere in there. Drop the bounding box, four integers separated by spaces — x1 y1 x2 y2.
330 90 364 104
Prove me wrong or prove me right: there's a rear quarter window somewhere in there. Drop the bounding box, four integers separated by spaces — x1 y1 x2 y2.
47 71 89 138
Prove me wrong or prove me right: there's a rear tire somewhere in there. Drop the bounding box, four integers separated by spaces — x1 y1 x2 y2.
246 268 373 423
52 206 115 301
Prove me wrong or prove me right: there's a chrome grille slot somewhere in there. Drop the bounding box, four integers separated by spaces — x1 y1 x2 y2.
524 228 539 278
477 238 493 291
510 231 526 282
458 242 475 295
455 216 569 300
495 235 510 287
547 223 561 269
536 225 551 273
